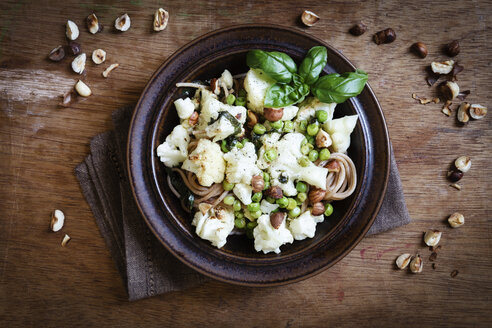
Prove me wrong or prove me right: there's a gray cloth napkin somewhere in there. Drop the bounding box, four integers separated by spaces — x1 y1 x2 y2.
75 106 410 301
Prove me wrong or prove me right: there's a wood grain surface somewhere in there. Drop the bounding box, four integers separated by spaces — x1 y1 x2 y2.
1 0 491 327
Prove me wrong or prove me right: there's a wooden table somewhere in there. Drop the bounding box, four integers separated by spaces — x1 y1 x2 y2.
1 0 491 326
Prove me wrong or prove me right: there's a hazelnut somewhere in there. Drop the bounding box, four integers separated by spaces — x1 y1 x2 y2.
395 253 412 270
469 104 487 120
444 40 460 57
75 80 91 97
324 160 340 172
448 170 463 182
198 202 213 215
442 100 452 116
66 20 79 40
349 22 367 36
409 255 423 273
424 229 442 247
270 212 285 229
251 175 265 193
68 41 81 56
102 63 119 78
454 156 471 173
431 60 455 75
301 10 320 27
448 212 465 228
153 8 169 32
439 81 460 100
264 107 284 122
92 49 106 64
48 45 65 61
265 186 283 199
373 28 396 45
308 188 326 204
71 53 86 74
457 102 470 123
50 209 65 232
210 78 220 95
188 111 199 126
247 110 258 128
61 234 71 247
410 42 428 58
316 129 332 148
115 13 131 32
86 13 102 34
311 202 325 216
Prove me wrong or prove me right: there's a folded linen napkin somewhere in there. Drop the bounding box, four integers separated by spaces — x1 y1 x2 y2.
75 105 411 301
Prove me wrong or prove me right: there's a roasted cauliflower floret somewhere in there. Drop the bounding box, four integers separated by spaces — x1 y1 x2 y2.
192 205 234 248
322 114 358 153
156 124 190 167
243 68 275 114
223 142 261 184
288 210 324 240
253 214 293 254
181 139 225 186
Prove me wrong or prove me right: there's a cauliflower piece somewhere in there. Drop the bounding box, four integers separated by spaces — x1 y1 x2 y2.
233 183 253 205
243 68 275 114
288 210 324 240
182 139 225 186
205 116 236 142
260 200 279 215
192 205 234 248
223 142 261 184
197 90 246 130
220 69 233 89
253 214 293 254
297 165 329 190
156 125 190 167
322 115 358 153
256 132 281 170
174 97 195 119
281 105 299 121
294 97 336 131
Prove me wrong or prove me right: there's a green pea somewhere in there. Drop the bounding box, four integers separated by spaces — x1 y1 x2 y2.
223 180 235 191
235 217 246 229
233 200 242 212
315 110 328 123
319 148 331 161
299 156 310 167
223 195 235 205
270 120 283 130
235 142 244 149
296 199 303 206
241 138 249 145
307 135 315 145
253 123 266 135
276 196 289 208
301 137 307 146
286 198 297 211
250 210 262 219
264 149 277 162
296 192 307 203
246 229 254 239
263 181 270 190
289 206 301 218
263 172 270 182
308 149 319 162
324 203 334 216
247 221 258 230
247 202 260 212
307 123 319 136
221 140 229 153
301 143 314 155
226 94 236 105
296 181 307 193
252 192 263 203
238 89 247 98
235 211 244 219
266 196 276 203
299 120 308 132
235 96 246 106
283 120 294 132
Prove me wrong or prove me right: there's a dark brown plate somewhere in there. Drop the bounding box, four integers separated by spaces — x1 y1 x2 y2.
128 24 390 286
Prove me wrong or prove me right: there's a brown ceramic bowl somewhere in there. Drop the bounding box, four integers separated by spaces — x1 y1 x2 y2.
128 25 390 286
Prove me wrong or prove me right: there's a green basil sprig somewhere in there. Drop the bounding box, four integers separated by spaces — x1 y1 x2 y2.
246 50 297 83
264 74 309 108
311 69 368 104
298 46 328 85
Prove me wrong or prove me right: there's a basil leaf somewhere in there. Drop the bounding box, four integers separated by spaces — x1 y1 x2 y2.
246 50 297 83
264 77 310 108
311 69 368 103
299 46 328 85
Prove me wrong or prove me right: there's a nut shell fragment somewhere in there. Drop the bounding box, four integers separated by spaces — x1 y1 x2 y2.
66 20 79 40
424 230 442 247
86 13 102 34
395 253 412 270
61 234 71 247
102 63 119 78
301 10 320 27
48 45 65 62
92 49 106 64
75 80 92 97
469 104 487 120
153 8 169 31
448 212 465 228
431 60 454 74
115 13 131 32
457 102 470 123
409 255 423 273
440 81 460 100
50 209 65 232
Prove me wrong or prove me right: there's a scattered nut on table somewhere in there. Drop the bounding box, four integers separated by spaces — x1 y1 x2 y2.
373 28 396 45
431 60 454 74
48 45 65 61
442 100 453 116
86 13 102 34
92 49 106 64
66 20 79 40
75 80 91 97
469 104 487 120
444 40 460 57
153 8 169 31
68 41 81 56
409 255 423 273
448 212 465 228
457 102 470 123
454 156 471 173
102 63 119 78
50 209 65 232
349 22 367 36
439 81 460 100
412 93 439 105
115 13 131 31
450 183 461 190
424 230 442 247
71 53 86 74
410 42 428 58
395 253 412 270
61 234 71 247
448 170 463 182
301 10 320 27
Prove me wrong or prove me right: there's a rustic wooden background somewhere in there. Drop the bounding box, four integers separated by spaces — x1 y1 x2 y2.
1 0 491 327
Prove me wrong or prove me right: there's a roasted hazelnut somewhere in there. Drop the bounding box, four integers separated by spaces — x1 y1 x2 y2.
115 13 131 32
68 41 81 56
311 202 325 216
210 78 220 95
188 111 199 126
454 156 471 173
251 175 265 193
469 104 487 120
86 13 102 34
270 212 285 229
444 40 460 57
247 110 258 128
409 255 423 273
424 230 442 247
373 28 396 45
66 20 79 40
431 60 455 75
71 53 86 74
316 129 332 148
324 160 340 172
457 102 470 123
301 10 320 27
309 188 326 204
439 81 460 100
410 42 428 58
448 212 465 228
265 186 283 199
92 49 106 64
48 45 65 61
395 253 412 270
349 22 367 36
50 209 65 232
153 8 169 32
448 170 463 182
75 80 91 97
264 107 284 122
102 63 119 78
